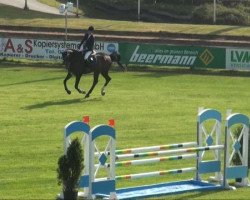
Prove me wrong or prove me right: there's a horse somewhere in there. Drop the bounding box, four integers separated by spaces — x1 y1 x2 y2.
62 49 126 98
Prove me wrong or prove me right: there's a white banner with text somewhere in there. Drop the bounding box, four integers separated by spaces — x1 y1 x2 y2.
0 37 118 61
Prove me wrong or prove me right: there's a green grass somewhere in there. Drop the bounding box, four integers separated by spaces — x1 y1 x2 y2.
1 61 250 199
0 4 250 37
38 0 63 8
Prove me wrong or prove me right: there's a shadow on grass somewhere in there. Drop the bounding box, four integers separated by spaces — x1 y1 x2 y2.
80 1 137 21
0 76 63 87
22 97 102 110
209 26 243 35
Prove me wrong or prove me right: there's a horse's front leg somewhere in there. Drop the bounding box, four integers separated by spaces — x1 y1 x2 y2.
75 75 86 94
85 72 99 98
64 72 72 94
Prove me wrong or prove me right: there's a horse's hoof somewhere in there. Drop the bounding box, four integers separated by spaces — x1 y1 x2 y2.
84 94 90 98
66 90 71 95
101 87 106 96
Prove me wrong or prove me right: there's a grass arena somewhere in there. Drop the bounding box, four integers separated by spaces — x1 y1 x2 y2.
1 61 250 199
0 3 250 199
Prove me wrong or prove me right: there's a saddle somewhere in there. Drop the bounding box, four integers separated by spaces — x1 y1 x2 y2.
84 50 97 63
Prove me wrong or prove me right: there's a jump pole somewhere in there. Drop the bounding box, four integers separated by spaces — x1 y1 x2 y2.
114 153 197 167
96 153 197 168
94 141 197 156
94 167 196 181
115 167 196 180
115 142 197 154
114 145 224 160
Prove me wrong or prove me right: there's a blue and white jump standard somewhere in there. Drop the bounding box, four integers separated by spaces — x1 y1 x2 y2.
60 108 249 199
223 112 249 188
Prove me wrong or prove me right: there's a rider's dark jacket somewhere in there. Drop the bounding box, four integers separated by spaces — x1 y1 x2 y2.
79 32 95 51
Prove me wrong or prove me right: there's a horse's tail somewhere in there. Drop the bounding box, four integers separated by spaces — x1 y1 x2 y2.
109 52 127 71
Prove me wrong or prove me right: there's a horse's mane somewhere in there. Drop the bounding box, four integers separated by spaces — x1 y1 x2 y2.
96 52 106 56
95 52 111 60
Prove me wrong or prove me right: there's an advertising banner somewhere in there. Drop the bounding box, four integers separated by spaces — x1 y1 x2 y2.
4 38 247 71
226 48 250 70
119 43 225 69
0 37 119 61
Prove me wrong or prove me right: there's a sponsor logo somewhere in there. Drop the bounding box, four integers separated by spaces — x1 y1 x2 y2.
226 49 250 70
231 50 250 63
33 40 78 50
199 49 214 66
107 43 116 53
94 42 104 50
129 45 197 66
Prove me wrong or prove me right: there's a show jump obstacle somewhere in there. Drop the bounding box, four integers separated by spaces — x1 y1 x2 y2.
61 108 250 199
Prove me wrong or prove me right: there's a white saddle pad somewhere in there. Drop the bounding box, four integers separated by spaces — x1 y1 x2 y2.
84 51 96 60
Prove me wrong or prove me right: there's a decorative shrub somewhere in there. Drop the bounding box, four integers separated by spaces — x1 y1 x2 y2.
57 138 84 200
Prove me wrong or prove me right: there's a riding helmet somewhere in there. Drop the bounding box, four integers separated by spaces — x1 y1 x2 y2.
88 26 94 31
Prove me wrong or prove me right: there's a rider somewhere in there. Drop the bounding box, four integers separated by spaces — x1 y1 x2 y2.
79 26 95 63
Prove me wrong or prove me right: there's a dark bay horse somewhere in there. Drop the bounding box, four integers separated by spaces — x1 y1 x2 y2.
62 49 126 98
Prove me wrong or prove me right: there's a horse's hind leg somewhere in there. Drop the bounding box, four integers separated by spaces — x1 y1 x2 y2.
101 72 111 96
85 72 99 98
75 75 86 94
64 72 72 94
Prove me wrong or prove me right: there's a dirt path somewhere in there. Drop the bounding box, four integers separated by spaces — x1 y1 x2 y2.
0 0 64 15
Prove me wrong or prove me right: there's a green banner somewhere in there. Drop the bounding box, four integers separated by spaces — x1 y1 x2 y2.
119 43 225 69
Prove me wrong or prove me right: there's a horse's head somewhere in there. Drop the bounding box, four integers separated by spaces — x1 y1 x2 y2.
109 51 121 62
109 51 127 71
